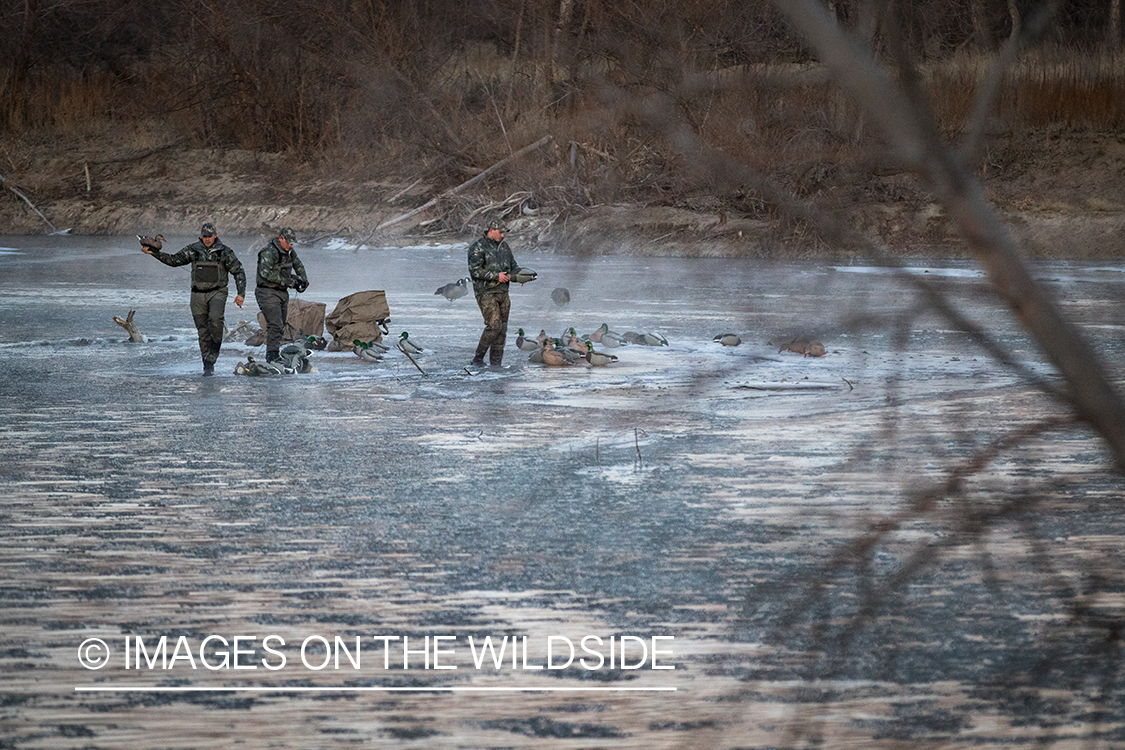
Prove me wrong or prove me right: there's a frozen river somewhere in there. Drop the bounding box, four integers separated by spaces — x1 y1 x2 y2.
2 235 1124 749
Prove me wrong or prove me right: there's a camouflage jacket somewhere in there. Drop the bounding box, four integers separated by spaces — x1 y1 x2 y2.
467 235 522 296
255 239 308 291
149 240 246 296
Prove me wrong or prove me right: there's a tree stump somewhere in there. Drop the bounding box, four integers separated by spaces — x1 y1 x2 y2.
113 310 145 343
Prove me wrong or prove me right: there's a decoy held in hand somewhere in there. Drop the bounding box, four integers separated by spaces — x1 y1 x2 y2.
397 331 424 355
551 287 570 306
515 328 541 352
511 268 537 284
435 277 470 302
584 341 618 367
714 333 741 347
137 234 166 252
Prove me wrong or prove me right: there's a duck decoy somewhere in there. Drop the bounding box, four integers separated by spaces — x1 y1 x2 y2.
137 234 166 252
640 332 668 346
352 339 384 362
435 277 470 303
541 339 574 367
563 327 585 350
623 331 640 344
535 329 548 345
306 335 328 351
551 287 570 306
584 341 618 367
397 331 424 355
594 324 626 348
778 336 826 357
553 338 586 364
511 268 537 284
515 328 541 352
714 333 741 347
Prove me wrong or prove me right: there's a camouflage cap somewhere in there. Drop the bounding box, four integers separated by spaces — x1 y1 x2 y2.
486 218 508 233
200 222 217 237
279 226 297 242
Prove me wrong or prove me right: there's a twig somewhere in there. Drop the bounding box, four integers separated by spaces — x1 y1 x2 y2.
397 344 428 377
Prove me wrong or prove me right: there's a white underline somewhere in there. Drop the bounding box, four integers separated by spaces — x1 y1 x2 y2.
75 686 677 693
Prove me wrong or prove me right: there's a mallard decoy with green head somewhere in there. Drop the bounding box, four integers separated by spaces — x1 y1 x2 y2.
397 331 424 355
515 328 541 352
137 234 166 252
584 341 618 367
714 333 741 347
352 339 384 362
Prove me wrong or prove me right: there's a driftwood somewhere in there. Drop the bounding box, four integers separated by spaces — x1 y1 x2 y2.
0 171 58 232
113 310 145 343
376 135 554 231
397 343 429 377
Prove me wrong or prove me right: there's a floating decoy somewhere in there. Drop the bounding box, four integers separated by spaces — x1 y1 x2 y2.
551 287 570 306
714 333 741 347
584 341 618 367
137 234 166 252
435 277 470 303
635 332 668 346
397 331 424 355
515 328 541 352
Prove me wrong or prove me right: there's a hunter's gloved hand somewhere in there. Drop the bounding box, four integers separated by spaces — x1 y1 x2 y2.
294 279 309 293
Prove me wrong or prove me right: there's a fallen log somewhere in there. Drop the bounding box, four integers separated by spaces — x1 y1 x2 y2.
0 171 58 232
113 310 145 343
376 135 554 231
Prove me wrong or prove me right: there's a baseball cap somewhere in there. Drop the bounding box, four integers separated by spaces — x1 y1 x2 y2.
200 222 217 237
486 219 508 232
280 227 297 242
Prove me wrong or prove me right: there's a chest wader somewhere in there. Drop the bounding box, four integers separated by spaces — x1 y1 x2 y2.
189 257 229 374
474 289 511 366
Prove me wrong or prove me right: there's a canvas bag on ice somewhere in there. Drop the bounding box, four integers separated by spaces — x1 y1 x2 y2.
256 298 326 343
325 290 391 351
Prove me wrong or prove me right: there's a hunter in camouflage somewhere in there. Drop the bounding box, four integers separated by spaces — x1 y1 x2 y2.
254 227 309 363
142 222 246 375
467 219 527 367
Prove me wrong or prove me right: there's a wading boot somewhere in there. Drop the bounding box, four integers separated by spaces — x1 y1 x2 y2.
202 360 215 376
471 356 486 368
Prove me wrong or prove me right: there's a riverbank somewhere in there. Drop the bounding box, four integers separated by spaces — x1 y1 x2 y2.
3 128 1123 258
